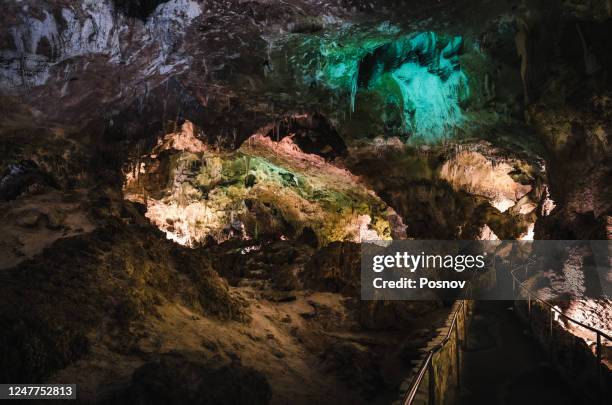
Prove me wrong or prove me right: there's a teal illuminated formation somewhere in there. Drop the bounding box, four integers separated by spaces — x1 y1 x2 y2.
280 28 470 143
367 33 469 142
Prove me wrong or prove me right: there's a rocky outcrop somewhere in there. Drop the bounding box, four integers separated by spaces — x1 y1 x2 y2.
0 223 247 383
1 0 201 90
123 124 395 246
530 95 612 239
0 188 95 269
302 242 361 295
439 149 534 213
108 352 272 405
347 143 543 240
481 0 612 239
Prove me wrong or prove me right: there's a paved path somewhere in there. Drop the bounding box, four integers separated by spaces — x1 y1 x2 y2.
457 300 583 405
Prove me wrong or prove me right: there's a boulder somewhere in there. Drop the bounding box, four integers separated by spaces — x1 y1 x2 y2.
111 352 272 405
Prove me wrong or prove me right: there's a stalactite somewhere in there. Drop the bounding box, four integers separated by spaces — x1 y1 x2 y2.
350 69 358 113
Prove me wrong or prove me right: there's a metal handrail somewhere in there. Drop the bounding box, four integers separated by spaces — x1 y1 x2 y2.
402 289 470 405
510 264 612 341
402 260 611 405
510 262 610 405
402 349 434 405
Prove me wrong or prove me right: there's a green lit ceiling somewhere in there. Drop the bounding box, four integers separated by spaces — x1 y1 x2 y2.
270 25 471 143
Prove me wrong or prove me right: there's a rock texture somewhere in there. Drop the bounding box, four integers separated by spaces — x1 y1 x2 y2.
108 352 272 405
123 122 395 246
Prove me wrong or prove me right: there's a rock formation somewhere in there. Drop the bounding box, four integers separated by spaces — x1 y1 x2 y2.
0 1 610 404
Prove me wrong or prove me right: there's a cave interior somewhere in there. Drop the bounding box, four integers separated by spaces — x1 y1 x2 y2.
0 0 611 404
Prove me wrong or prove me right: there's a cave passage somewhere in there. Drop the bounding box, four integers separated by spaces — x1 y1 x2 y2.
458 301 582 405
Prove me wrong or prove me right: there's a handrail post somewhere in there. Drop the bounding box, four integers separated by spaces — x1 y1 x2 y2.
549 308 553 336
463 301 468 349
455 319 461 393
528 295 531 327
428 360 435 405
596 332 602 405
549 308 554 361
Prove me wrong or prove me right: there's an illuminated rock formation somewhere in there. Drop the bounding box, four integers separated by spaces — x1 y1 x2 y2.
124 122 395 246
0 1 610 403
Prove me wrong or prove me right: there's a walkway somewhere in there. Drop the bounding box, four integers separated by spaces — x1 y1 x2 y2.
457 300 583 405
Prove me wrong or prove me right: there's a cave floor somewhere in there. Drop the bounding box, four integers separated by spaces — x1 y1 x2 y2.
457 300 583 405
